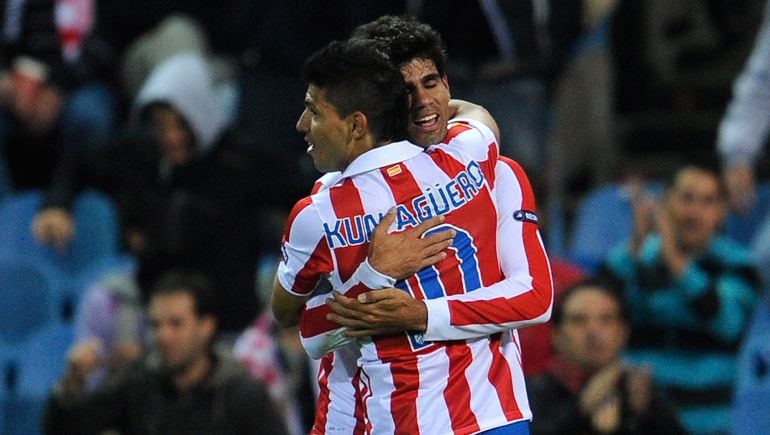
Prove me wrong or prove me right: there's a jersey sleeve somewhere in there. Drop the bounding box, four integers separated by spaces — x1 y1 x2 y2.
421 156 553 341
299 259 395 359
276 196 334 297
437 118 500 169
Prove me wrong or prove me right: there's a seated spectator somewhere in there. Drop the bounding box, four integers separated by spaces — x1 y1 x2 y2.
43 269 287 435
0 0 116 190
601 161 759 434
528 279 685 434
32 51 265 334
72 259 145 390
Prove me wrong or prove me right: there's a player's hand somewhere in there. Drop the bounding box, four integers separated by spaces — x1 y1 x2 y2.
325 289 427 336
368 208 454 280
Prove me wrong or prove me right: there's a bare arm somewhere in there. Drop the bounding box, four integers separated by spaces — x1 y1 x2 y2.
271 276 310 328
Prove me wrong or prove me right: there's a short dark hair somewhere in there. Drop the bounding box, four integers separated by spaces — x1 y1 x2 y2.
351 15 448 77
551 278 629 326
150 269 219 319
666 160 726 198
303 38 408 144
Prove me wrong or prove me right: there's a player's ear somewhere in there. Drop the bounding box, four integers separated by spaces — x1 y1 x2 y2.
348 111 368 140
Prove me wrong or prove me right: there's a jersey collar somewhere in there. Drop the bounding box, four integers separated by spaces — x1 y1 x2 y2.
340 140 423 180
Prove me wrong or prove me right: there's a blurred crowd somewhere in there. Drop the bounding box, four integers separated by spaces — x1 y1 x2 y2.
1 0 770 434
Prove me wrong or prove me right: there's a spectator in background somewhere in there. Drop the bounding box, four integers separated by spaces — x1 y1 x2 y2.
601 161 759 434
716 0 770 291
0 0 116 190
716 0 770 216
43 269 287 435
528 279 685 435
417 0 584 174
32 51 265 335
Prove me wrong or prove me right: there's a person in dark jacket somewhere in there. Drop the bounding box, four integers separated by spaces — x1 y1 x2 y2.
44 269 287 435
0 0 116 190
33 52 265 333
527 279 686 435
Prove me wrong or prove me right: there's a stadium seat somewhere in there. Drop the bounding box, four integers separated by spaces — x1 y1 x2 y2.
0 260 57 346
0 189 122 317
1 395 47 435
568 182 663 272
15 322 74 398
0 190 43 264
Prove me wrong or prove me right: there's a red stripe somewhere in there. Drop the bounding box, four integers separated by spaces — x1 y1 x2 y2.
377 165 427 429
352 369 366 435
504 156 553 323
486 333 520 419
378 164 423 215
378 165 427 298
329 179 369 283
448 156 552 325
442 122 472 144
311 353 334 433
426 147 466 178
300 283 373 338
387 356 421 434
284 196 313 240
444 342 479 433
293 238 334 295
449 294 547 325
484 142 498 187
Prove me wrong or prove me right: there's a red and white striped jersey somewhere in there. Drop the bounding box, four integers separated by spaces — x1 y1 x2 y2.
279 119 552 434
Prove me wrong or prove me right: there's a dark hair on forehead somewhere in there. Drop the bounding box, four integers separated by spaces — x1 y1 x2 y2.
666 156 726 197
150 269 219 320
351 15 447 77
552 278 629 326
303 38 408 143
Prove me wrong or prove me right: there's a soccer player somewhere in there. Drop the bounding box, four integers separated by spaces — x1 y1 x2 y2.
273 37 550 434
292 16 552 434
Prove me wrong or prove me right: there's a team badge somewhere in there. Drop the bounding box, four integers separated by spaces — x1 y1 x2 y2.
386 165 402 177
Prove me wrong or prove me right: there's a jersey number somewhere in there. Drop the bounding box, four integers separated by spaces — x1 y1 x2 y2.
395 224 482 350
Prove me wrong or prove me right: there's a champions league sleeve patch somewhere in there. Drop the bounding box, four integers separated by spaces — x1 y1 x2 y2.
513 210 539 224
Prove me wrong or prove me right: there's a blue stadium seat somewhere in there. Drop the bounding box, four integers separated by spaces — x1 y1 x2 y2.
0 189 119 270
16 322 74 398
568 182 662 272
1 395 47 435
0 189 122 317
0 190 44 264
0 260 57 346
568 184 636 272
